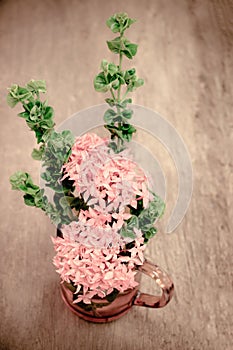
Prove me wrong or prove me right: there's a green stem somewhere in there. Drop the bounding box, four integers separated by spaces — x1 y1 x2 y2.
117 32 124 103
115 34 125 152
122 89 129 101
117 52 123 102
110 88 116 101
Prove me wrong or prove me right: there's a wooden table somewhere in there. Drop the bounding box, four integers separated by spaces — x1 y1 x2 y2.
0 0 232 349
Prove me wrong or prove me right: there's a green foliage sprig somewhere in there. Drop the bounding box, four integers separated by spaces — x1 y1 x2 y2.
94 12 144 152
9 171 64 225
121 192 165 243
8 80 87 226
7 80 54 149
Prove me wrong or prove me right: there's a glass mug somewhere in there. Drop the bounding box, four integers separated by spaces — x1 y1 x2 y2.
60 257 174 323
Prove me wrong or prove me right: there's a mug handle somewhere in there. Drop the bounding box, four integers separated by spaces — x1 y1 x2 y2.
133 259 174 308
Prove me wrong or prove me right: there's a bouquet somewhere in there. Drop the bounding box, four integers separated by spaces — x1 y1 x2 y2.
8 13 167 317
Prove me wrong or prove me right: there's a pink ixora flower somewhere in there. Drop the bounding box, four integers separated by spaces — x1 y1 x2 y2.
62 133 151 211
52 235 146 304
61 133 107 189
60 132 152 247
61 219 127 248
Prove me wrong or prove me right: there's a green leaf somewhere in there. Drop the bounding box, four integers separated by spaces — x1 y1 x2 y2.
115 13 136 32
34 129 44 143
122 109 133 119
10 172 32 191
105 98 115 107
18 184 38 195
105 125 124 140
124 68 136 81
127 124 136 134
123 42 138 59
41 171 51 182
94 72 109 92
61 130 75 146
34 191 44 207
108 141 118 152
116 98 132 109
101 59 108 71
7 84 32 107
116 73 125 85
120 215 138 239
107 37 138 59
43 106 54 120
18 111 29 119
7 93 19 108
41 129 53 143
138 193 165 233
10 171 47 210
106 16 120 33
149 192 166 218
107 37 122 54
127 215 139 229
23 194 36 206
104 109 116 124
123 98 132 106
120 227 136 239
108 63 118 76
31 145 45 160
119 123 136 135
7 84 32 104
101 60 118 76
128 77 144 92
111 79 120 90
26 80 46 94
135 78 144 88
128 18 136 27
144 227 157 240
59 196 71 210
29 104 41 120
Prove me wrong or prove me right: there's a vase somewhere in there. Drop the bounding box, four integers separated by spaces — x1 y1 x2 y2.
60 259 174 323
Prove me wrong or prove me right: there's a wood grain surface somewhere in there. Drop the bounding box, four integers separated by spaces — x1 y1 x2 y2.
0 0 232 349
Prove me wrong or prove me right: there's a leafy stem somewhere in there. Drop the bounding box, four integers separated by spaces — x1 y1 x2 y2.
94 12 144 152
8 79 88 225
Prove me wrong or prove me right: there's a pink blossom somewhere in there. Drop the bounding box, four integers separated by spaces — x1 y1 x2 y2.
52 236 146 304
52 133 155 303
62 133 150 214
60 133 152 247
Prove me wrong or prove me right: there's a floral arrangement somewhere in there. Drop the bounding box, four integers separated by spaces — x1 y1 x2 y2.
8 13 165 309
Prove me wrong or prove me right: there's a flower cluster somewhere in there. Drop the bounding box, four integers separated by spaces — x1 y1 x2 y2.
52 235 145 304
53 133 151 303
61 209 138 248
62 133 149 210
60 133 150 247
